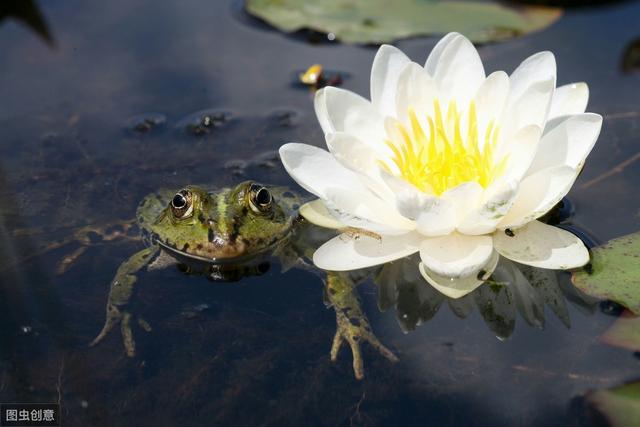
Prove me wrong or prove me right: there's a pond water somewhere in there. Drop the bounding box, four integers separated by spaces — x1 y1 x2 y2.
1 0 639 426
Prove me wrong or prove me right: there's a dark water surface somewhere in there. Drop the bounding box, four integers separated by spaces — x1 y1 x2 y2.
1 1 639 426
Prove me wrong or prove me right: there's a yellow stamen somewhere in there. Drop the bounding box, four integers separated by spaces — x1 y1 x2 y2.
382 100 508 196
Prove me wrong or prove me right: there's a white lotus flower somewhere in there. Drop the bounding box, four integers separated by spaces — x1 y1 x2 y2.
279 32 602 298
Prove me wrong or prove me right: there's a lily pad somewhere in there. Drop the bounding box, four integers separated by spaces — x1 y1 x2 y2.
572 232 640 315
600 312 640 352
245 0 562 44
587 382 640 427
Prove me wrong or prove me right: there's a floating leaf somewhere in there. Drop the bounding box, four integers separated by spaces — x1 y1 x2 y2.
572 232 640 315
587 382 640 427
601 311 640 352
245 0 562 44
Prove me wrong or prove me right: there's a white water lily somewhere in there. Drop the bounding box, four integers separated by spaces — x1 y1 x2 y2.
279 32 602 298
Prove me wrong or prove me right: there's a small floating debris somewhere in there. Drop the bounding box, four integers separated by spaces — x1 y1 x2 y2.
299 64 323 85
126 113 167 134
297 64 343 90
177 109 233 136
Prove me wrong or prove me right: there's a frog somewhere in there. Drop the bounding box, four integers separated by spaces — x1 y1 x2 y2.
90 181 398 379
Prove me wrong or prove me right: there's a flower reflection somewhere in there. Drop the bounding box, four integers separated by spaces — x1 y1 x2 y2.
374 254 599 339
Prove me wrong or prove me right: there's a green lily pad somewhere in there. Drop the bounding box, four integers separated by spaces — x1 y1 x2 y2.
600 312 640 352
245 0 562 44
587 382 640 427
572 232 640 315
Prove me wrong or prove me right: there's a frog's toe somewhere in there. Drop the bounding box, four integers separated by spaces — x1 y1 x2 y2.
330 329 365 380
121 312 136 357
90 305 147 358
365 334 399 363
330 330 344 362
89 304 122 347
331 319 398 380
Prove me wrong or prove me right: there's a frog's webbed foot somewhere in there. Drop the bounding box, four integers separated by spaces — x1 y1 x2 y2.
90 246 158 357
325 272 398 380
330 308 398 380
90 303 152 357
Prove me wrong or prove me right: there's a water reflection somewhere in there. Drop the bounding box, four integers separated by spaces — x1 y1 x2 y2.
86 190 602 383
1 0 639 423
375 254 599 339
0 0 54 47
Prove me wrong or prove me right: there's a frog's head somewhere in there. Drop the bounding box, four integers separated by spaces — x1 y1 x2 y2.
138 181 299 263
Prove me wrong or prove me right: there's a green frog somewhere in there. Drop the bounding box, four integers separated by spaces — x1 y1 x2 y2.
90 181 397 379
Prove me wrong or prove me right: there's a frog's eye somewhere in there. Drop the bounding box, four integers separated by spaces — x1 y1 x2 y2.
249 184 272 213
171 189 194 219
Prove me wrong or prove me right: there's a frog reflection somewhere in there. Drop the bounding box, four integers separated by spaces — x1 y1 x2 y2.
375 254 599 339
91 182 397 379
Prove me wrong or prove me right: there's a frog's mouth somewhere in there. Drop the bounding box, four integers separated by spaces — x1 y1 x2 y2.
156 239 267 265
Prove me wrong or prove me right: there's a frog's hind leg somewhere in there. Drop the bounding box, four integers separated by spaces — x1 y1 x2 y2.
325 272 398 380
90 245 160 357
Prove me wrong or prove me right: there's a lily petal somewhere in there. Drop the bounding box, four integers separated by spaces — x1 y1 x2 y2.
457 179 518 235
314 88 331 136
299 200 345 229
548 82 589 120
527 113 603 175
326 132 396 203
424 32 460 75
326 131 379 175
443 181 484 223
419 233 494 278
315 86 385 147
415 182 483 237
493 221 589 269
313 232 422 271
499 124 542 183
394 62 438 125
324 187 415 232
415 197 456 236
370 44 411 118
498 165 577 229
474 71 510 141
379 172 457 236
419 250 499 299
279 143 368 199
503 77 555 140
503 51 556 138
429 33 485 107
508 51 556 106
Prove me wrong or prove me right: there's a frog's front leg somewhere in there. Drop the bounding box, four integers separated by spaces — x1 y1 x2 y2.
90 245 159 357
325 272 398 380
